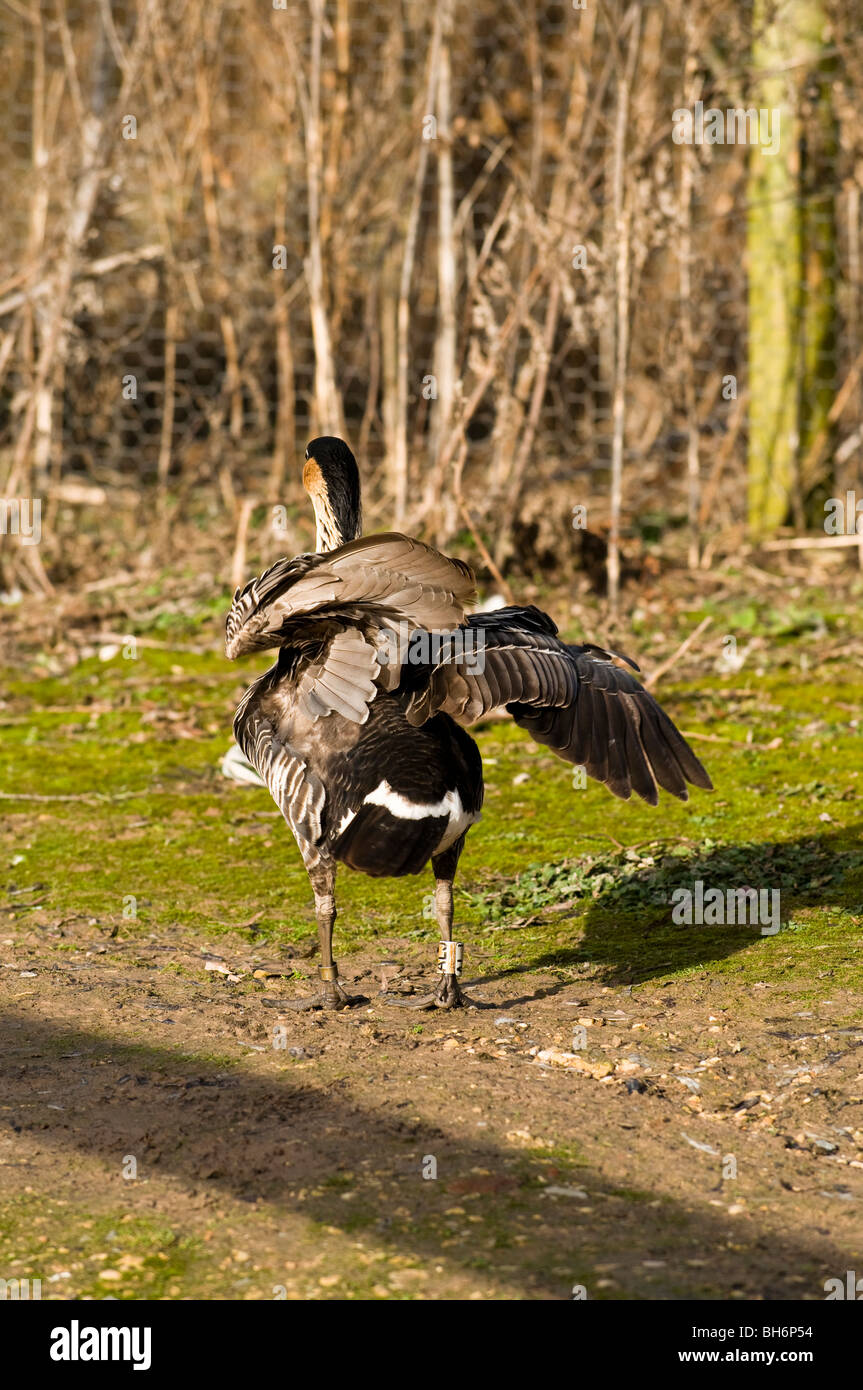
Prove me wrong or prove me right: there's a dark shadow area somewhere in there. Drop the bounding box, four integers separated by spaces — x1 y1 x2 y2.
471 823 863 997
0 1009 857 1300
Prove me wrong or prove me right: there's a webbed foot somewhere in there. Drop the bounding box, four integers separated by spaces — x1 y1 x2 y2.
382 972 485 1010
282 964 367 1011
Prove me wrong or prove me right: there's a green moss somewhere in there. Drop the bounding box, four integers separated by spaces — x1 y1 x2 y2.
2 644 861 997
0 1196 203 1300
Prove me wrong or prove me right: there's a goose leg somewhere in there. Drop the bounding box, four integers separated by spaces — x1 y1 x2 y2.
283 862 367 1010
431 845 488 1008
431 872 468 1008
383 837 483 1009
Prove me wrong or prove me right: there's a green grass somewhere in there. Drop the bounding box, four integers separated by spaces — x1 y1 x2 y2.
2 631 862 997
0 1196 204 1300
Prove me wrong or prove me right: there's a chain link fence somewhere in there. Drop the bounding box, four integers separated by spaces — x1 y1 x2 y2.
1 0 860 594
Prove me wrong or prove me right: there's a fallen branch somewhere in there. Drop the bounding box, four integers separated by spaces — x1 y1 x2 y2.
0 244 163 318
78 631 218 654
758 532 863 572
759 533 863 551
0 790 144 803
644 615 712 689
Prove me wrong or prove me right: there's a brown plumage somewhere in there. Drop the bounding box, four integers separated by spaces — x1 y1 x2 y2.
407 608 711 806
226 436 712 1011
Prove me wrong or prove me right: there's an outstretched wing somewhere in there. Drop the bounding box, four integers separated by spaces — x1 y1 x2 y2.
226 533 476 659
406 609 712 805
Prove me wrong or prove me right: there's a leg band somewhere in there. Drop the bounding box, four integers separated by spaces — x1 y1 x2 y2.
437 941 463 976
318 963 339 983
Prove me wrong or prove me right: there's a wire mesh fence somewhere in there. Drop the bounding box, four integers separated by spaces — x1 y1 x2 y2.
1 0 861 597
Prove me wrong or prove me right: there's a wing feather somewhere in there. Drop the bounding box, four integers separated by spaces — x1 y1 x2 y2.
295 627 380 724
225 533 476 658
405 609 712 805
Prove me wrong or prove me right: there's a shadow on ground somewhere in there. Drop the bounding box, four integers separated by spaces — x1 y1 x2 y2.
472 824 863 1002
0 1009 854 1299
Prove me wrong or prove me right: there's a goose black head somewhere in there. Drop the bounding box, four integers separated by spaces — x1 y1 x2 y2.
302 437 362 553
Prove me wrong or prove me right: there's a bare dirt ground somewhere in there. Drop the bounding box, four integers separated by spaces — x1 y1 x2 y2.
3 915 862 1301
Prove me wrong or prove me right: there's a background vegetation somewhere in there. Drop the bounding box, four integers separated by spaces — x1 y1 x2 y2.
1 0 861 612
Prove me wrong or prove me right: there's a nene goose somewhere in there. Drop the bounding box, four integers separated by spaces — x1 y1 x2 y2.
226 437 712 1009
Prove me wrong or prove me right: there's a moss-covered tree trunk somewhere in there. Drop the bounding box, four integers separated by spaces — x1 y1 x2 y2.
747 0 837 536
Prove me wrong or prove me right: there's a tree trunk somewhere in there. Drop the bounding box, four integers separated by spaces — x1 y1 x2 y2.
747 0 836 536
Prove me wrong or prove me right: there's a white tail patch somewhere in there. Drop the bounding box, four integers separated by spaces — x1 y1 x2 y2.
362 780 479 852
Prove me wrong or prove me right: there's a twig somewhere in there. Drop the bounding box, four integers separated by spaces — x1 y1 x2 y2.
0 790 144 803
457 497 516 605
606 6 640 616
0 245 164 318
156 296 178 503
431 0 457 483
644 615 713 689
679 17 703 569
682 729 783 752
231 497 257 592
79 631 218 654
432 260 546 489
799 341 863 490
393 5 444 524
760 533 863 550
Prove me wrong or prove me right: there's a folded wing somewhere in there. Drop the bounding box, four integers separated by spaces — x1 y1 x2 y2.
226 533 476 659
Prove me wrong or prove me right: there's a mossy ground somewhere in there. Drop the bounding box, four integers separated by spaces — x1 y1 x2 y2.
1 585 862 1299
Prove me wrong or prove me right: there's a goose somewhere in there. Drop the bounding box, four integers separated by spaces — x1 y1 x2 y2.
226 437 712 1010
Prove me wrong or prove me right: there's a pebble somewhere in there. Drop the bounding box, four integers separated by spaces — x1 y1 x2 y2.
532 1048 614 1079
681 1132 718 1155
204 960 243 982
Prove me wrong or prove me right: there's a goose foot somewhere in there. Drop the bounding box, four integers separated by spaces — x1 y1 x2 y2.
435 971 473 1009
382 972 485 1010
282 965 367 1011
